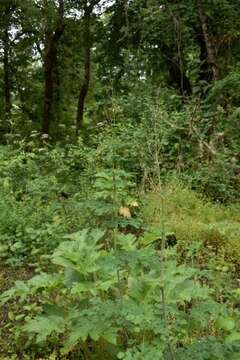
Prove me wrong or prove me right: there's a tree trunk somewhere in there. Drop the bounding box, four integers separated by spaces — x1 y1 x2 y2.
165 3 192 96
76 9 91 134
168 55 192 96
195 29 213 82
161 43 192 96
42 0 64 135
3 13 11 118
196 0 219 81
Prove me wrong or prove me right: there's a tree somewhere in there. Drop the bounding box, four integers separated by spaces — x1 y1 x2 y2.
0 1 15 121
42 0 65 135
195 0 219 81
76 0 101 134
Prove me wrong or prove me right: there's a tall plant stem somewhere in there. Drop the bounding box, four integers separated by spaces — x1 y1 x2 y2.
153 104 176 360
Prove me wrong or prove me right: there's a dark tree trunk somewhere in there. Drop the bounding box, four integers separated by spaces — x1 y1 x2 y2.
196 0 219 81
76 47 91 133
42 0 64 135
161 43 192 96
165 4 192 96
54 59 61 124
76 9 92 134
3 28 11 116
3 10 12 118
196 29 213 82
168 55 192 96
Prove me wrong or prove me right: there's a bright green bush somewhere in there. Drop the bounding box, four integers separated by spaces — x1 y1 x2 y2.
2 228 240 359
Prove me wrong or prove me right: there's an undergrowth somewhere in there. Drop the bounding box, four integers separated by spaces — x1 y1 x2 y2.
0 138 239 359
142 181 240 268
0 148 240 359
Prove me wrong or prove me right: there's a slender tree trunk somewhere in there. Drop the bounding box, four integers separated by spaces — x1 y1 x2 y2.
165 3 192 96
42 0 64 135
196 0 219 81
76 9 91 134
3 16 11 118
54 59 61 124
42 34 54 135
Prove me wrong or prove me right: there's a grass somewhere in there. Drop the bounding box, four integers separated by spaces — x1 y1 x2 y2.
141 181 240 267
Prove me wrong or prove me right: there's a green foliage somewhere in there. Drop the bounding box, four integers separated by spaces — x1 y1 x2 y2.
0 142 97 265
88 92 240 202
1 0 240 359
2 225 240 359
207 71 240 108
0 142 240 359
83 168 141 230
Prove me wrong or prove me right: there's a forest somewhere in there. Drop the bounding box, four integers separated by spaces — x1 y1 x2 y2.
0 0 240 359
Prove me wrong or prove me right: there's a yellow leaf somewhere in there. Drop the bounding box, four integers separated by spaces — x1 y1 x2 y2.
119 206 131 218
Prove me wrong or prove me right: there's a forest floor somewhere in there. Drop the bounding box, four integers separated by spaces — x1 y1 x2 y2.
1 184 240 359
0 266 35 358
